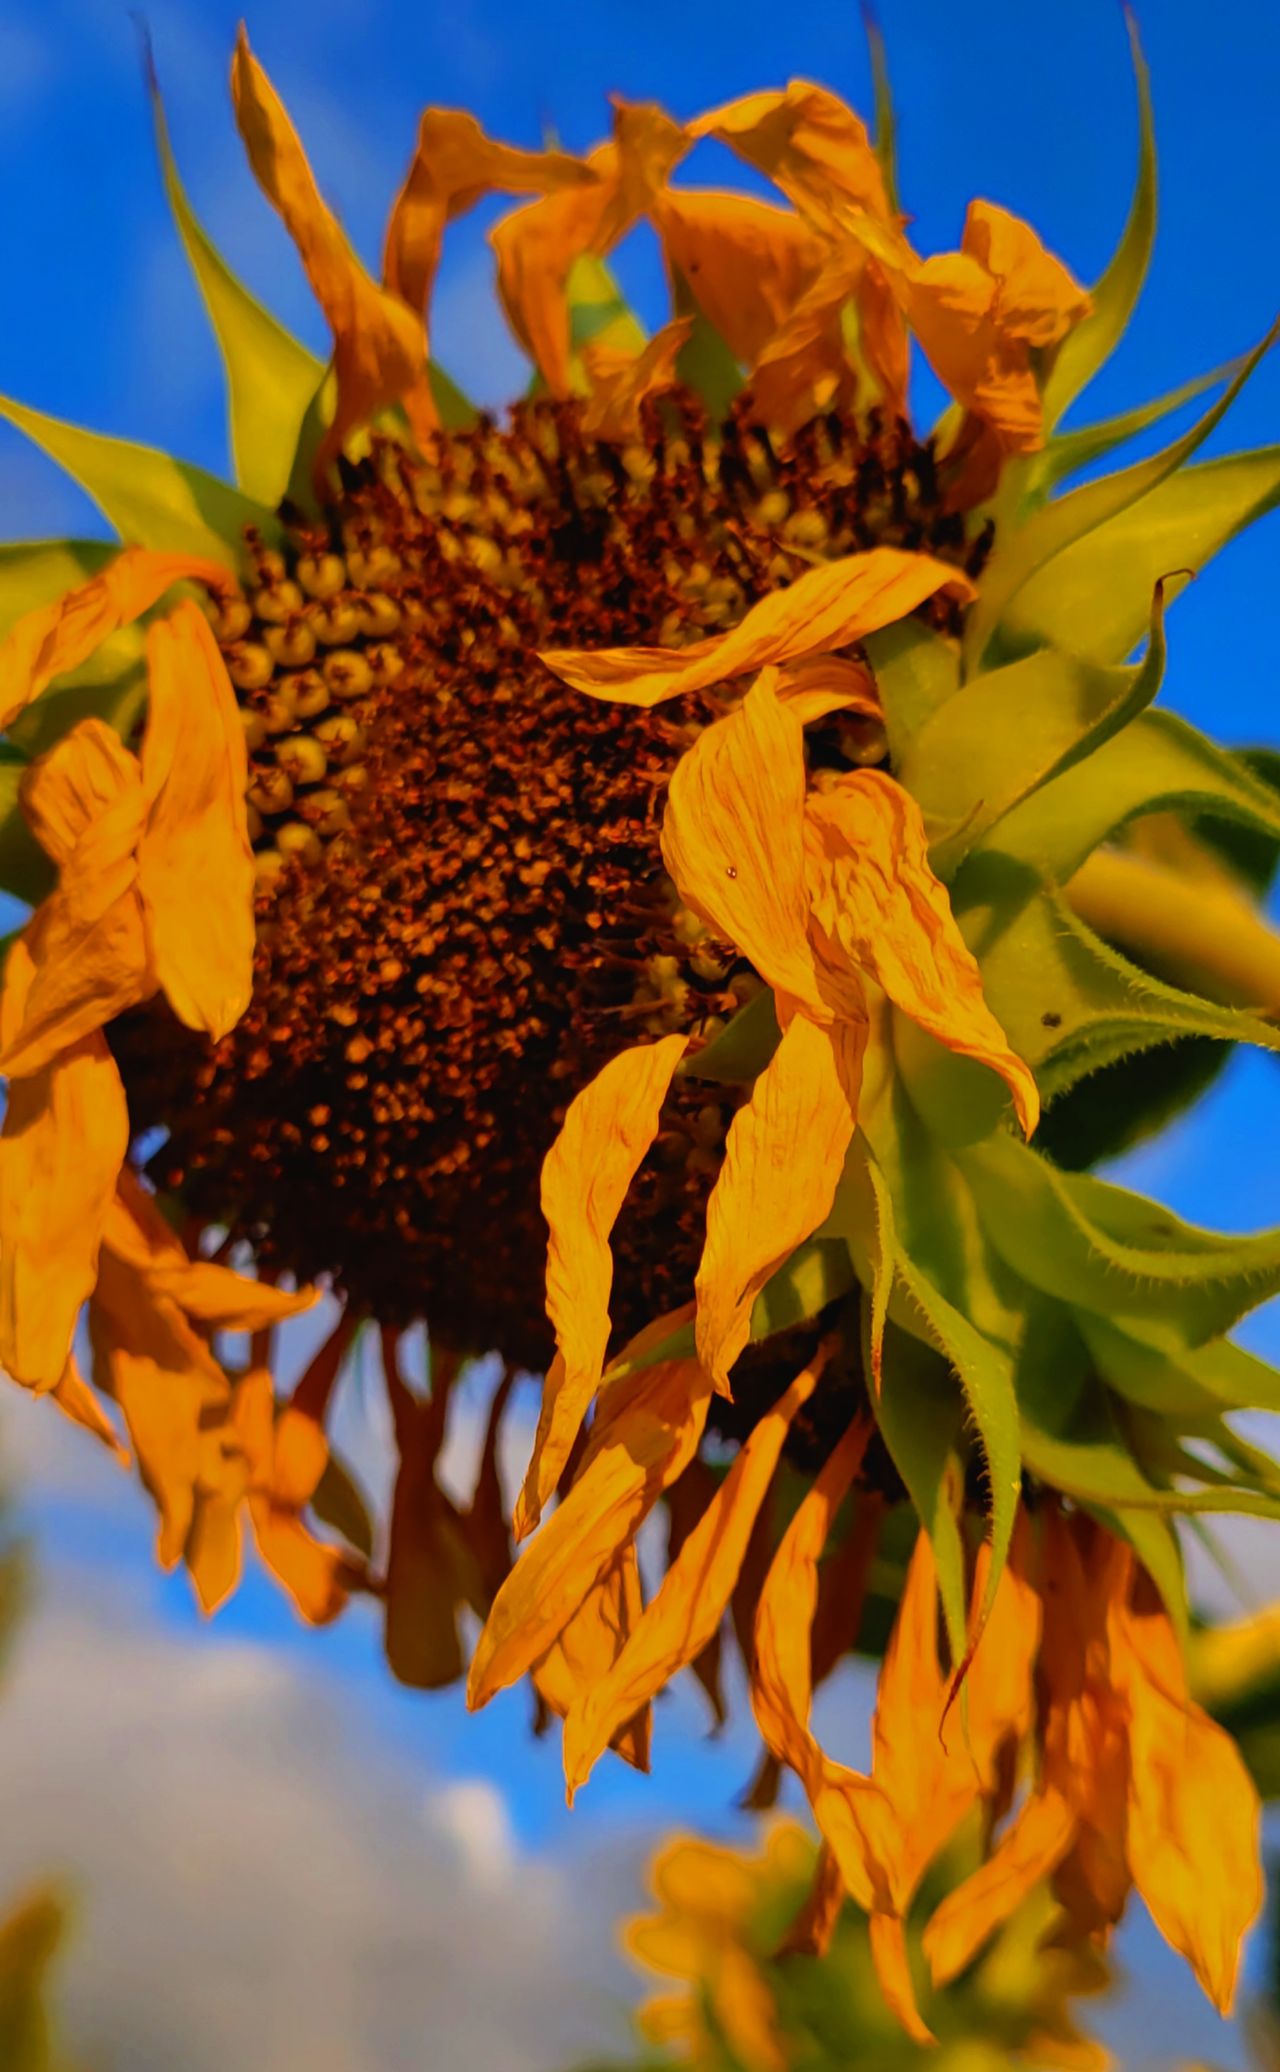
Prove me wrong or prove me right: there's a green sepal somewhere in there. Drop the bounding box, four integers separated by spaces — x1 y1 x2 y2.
1077 1308 1280 1420
7 665 149 766
1086 1501 1188 1645
427 361 481 433
908 588 1167 879
1034 359 1229 498
680 987 779 1083
967 709 1280 888
567 254 647 363
999 442 1280 667
602 1235 856 1384
1041 9 1155 431
1035 1035 1228 1171
963 325 1276 675
861 616 959 768
146 51 325 507
955 865 1280 1104
0 767 51 906
863 5 899 217
0 539 115 643
671 281 744 424
960 1130 1280 1345
0 395 278 569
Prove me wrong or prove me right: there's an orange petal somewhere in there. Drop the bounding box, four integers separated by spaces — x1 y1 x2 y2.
231 28 425 484
1118 1585 1263 2015
49 1355 128 1462
137 602 255 1040
384 1394 481 1688
0 548 235 732
806 770 1039 1136
542 547 974 708
534 1546 651 1776
0 1025 128 1389
777 1845 845 1959
516 1031 688 1539
695 1005 864 1393
660 670 860 1024
963 201 1092 350
654 190 827 368
750 1416 885 1913
745 246 863 436
774 655 881 726
868 1911 934 2047
689 83 893 234
491 103 686 395
923 1786 1078 1987
468 1355 710 1710
562 1342 831 1798
580 316 693 442
103 1172 318 1332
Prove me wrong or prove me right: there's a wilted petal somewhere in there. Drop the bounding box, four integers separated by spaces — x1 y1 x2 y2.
138 602 255 1041
868 1913 934 2046
49 1355 128 1462
562 1343 830 1797
0 547 235 731
542 547 974 707
516 1031 688 1538
468 1355 710 1710
1118 1580 1263 2015
696 1005 864 1393
963 201 1092 350
233 1368 349 1627
104 1172 317 1332
689 83 893 234
806 770 1039 1136
231 28 426 483
654 190 827 367
924 1786 1077 1988
580 317 693 442
534 1546 651 1775
0 1015 128 1389
745 247 863 436
774 655 881 726
777 1844 845 1959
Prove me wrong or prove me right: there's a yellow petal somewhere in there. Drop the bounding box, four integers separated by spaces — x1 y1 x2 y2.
580 316 693 442
695 1005 864 1393
468 1355 710 1710
231 28 425 484
654 190 827 367
868 1911 934 2047
104 1171 317 1332
689 83 893 234
0 548 235 732
774 655 881 726
745 246 862 436
542 547 974 708
963 201 1092 350
383 109 592 317
491 104 686 395
0 1026 128 1389
562 1342 831 1797
516 1031 687 1538
533 1546 651 1776
750 1416 885 1914
1 722 150 1078
1118 1583 1263 2015
138 602 255 1040
806 770 1039 1136
49 1355 128 1462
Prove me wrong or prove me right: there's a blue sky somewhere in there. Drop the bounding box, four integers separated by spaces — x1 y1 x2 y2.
1 0 1279 2063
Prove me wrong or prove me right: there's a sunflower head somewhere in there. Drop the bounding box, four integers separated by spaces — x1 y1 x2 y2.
4 15 1280 2040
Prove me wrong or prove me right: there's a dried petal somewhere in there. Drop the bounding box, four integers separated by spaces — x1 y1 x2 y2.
533 1547 651 1775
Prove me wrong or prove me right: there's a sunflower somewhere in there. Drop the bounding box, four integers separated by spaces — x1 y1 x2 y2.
5 16 1280 2037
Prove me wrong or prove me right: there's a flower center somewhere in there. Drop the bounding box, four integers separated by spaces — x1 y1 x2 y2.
112 394 988 1368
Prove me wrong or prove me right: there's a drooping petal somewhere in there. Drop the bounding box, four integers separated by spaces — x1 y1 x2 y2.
580 317 693 442
868 1912 934 2047
805 770 1039 1136
653 190 828 368
468 1355 710 1710
138 602 255 1040
516 1031 688 1539
963 201 1092 350
49 1355 128 1462
695 1005 864 1393
562 1343 831 1797
0 548 235 732
774 655 881 726
744 247 863 436
533 1546 651 1775
923 1787 1078 1989
104 1172 317 1332
541 547 974 707
0 1018 128 1389
233 1367 350 1627
689 83 893 234
1118 1580 1263 2015
231 28 426 483
776 1844 845 1958
491 104 687 395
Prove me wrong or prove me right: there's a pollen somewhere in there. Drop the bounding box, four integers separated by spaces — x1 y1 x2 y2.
112 392 989 1371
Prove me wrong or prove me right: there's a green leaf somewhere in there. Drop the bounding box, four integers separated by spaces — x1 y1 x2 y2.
0 539 115 643
1042 9 1155 431
147 53 325 507
905 588 1167 878
966 709 1280 887
680 987 779 1083
861 617 959 767
955 867 1280 1104
0 394 278 569
999 442 1280 666
1035 360 1229 496
963 325 1276 674
960 1130 1280 1344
